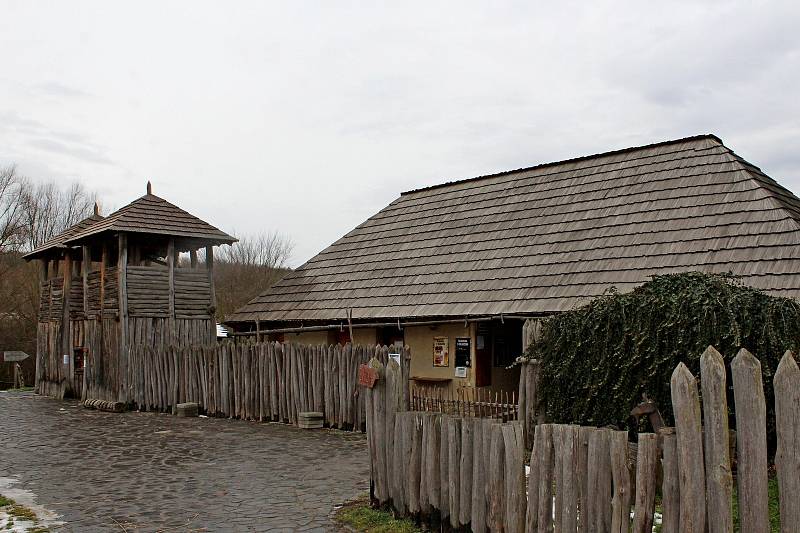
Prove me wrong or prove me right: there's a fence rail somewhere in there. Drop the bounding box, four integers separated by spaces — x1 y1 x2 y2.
411 385 519 421
120 342 410 431
367 346 800 532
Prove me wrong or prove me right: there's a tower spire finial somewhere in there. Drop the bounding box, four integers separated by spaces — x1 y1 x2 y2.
147 181 152 195
94 202 101 216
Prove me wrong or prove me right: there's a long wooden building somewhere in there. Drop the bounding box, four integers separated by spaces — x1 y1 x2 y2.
24 183 236 400
226 134 800 393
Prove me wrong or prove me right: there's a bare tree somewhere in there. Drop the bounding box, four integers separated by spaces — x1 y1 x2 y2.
21 180 96 250
0 165 26 253
213 231 294 320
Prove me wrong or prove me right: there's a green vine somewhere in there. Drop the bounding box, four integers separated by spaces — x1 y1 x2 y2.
525 272 800 445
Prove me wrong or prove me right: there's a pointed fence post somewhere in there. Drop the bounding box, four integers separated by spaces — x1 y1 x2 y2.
700 346 733 533
385 358 403 506
774 350 800 533
731 348 769 533
670 362 705 533
366 357 387 503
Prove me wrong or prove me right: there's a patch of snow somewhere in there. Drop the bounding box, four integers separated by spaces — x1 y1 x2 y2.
0 477 63 531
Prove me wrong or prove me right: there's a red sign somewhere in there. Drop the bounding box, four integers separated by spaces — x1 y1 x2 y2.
358 364 379 388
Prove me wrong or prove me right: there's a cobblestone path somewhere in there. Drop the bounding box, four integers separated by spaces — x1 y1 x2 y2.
0 392 368 532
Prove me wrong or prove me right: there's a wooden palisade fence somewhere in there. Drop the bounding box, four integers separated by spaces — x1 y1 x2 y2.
367 346 800 532
125 342 410 431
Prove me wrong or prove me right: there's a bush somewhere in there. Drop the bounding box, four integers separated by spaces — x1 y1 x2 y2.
525 272 800 449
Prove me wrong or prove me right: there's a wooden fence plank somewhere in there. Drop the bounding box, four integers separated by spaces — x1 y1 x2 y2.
472 417 488 533
448 416 463 529
631 433 657 533
610 430 631 533
488 422 505 532
731 348 769 533
775 350 800 533
576 426 592 533
670 362 705 533
459 417 474 528
588 428 612 533
503 421 527 533
659 427 680 533
439 414 450 522
391 413 408 515
535 423 554 533
408 412 423 515
700 346 733 533
366 357 387 503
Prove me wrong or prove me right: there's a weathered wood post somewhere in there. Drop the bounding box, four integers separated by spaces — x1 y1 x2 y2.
366 357 387 503
631 433 658 533
385 357 403 506
731 348 769 533
658 427 680 533
117 232 129 403
535 423 554 533
610 430 631 533
503 421 527 533
588 428 612 532
670 362 705 533
700 346 733 533
487 422 505 532
774 350 800 533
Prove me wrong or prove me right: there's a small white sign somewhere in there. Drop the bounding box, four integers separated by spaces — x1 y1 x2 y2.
455 366 467 378
63 354 70 365
390 354 401 366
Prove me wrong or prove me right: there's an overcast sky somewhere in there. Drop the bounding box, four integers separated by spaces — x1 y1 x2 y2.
1 1 798 265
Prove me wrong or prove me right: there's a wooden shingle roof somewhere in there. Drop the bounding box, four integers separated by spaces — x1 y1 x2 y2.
63 192 236 246
23 212 105 260
227 134 800 324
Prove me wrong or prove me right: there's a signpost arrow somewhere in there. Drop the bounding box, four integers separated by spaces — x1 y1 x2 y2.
2 351 30 363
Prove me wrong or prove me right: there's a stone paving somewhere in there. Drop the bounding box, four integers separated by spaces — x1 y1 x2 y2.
0 391 369 532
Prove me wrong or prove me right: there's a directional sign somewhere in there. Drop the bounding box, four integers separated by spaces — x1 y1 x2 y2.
2 351 30 363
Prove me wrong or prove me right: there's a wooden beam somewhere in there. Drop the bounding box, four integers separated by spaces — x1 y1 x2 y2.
206 245 216 343
168 238 176 322
61 250 73 395
190 249 198 269
82 245 90 315
118 232 129 403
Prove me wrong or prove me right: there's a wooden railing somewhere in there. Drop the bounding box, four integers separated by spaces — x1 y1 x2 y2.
410 385 519 421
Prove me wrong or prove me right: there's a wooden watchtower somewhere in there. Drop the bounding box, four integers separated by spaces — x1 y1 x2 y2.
24 183 236 401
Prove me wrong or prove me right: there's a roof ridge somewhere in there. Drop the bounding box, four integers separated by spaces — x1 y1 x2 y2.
401 134 723 196
722 147 800 231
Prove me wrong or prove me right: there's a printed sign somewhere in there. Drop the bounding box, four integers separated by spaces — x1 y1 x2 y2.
358 364 379 388
433 336 449 367
455 366 467 378
455 337 471 368
63 354 70 365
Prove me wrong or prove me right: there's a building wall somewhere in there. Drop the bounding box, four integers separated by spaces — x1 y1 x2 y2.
406 322 475 392
286 330 331 346
352 327 377 346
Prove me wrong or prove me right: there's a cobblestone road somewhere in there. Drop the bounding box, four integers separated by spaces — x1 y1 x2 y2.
0 392 369 532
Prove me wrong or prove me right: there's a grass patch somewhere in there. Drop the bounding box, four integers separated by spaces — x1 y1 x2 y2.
0 493 49 531
334 495 420 533
3 387 34 393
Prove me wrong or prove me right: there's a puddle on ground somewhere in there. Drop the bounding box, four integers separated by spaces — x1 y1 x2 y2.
0 477 64 531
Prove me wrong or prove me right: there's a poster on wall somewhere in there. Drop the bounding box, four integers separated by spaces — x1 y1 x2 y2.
433 336 449 367
455 337 471 368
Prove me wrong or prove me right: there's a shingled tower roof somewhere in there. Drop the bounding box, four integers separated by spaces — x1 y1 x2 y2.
227 134 800 324
23 208 105 260
63 185 236 246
